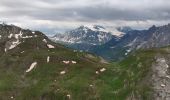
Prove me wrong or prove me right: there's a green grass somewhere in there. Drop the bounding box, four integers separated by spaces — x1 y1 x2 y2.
1 39 169 100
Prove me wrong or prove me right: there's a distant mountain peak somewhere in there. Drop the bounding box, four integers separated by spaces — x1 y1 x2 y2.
80 25 126 37
51 25 127 46
149 25 157 31
51 25 113 45
80 25 107 33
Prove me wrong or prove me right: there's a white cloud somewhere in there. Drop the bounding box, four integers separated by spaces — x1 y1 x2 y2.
0 0 170 35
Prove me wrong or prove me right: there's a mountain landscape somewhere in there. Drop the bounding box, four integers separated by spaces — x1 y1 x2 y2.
0 24 113 99
1 0 170 100
51 25 125 52
0 23 170 100
52 24 170 61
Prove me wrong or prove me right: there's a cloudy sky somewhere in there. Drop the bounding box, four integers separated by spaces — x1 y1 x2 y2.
0 0 170 35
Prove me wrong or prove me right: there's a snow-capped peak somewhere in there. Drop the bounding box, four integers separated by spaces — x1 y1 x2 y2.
81 25 125 37
106 27 125 37
82 25 108 33
51 25 126 45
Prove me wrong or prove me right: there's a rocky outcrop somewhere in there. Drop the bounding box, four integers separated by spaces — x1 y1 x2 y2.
152 57 170 100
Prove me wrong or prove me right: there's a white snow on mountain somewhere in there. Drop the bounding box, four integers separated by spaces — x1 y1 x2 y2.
106 27 125 37
47 44 55 48
8 34 13 38
51 25 126 45
5 30 39 52
8 39 21 50
83 25 108 33
60 70 66 75
47 56 50 63
26 62 37 73
100 68 106 72
43 39 47 43
83 25 125 37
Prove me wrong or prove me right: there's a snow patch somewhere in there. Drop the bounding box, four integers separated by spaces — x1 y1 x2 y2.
47 44 55 48
47 56 50 63
67 94 71 99
60 71 66 75
8 40 21 50
26 62 37 73
62 60 77 64
161 84 166 87
10 96 14 99
127 49 131 53
100 68 106 72
83 25 98 32
96 71 99 74
63 61 70 64
8 34 13 38
71 61 77 64
43 39 47 43
6 31 23 51
22 36 33 38
125 49 131 55
4 48 7 52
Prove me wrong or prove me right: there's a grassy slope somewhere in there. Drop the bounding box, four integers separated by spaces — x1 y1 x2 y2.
0 37 113 100
0 30 169 100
